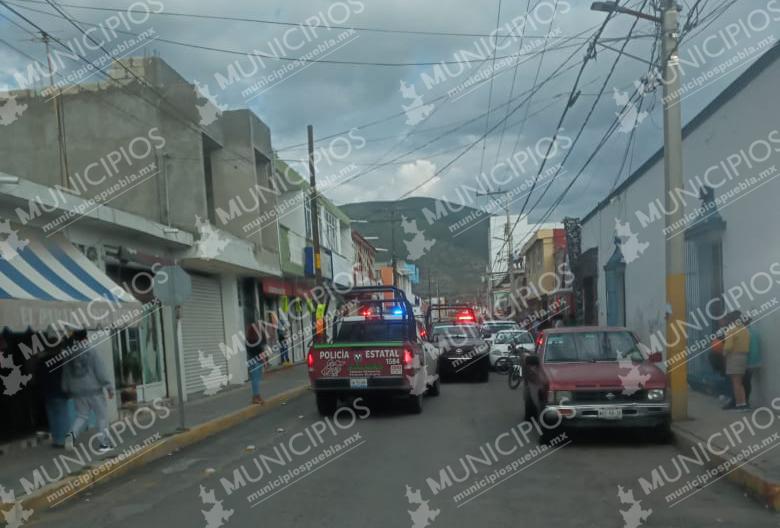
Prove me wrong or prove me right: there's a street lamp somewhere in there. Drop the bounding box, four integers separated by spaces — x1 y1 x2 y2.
0 174 20 184
591 0 686 420
590 1 661 22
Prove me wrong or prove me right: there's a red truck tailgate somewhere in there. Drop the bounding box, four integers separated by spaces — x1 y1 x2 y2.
310 342 407 380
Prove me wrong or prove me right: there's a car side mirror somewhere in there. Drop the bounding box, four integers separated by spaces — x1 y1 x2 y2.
648 351 662 363
524 354 540 367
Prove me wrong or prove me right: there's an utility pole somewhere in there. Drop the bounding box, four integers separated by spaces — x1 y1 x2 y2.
589 0 687 421
307 125 324 339
390 206 398 288
41 31 70 188
661 0 687 421
307 125 323 289
477 188 510 318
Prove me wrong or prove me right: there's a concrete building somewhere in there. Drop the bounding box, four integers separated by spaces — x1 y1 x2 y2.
516 226 572 326
352 230 378 287
274 159 355 361
0 56 287 427
579 43 780 404
377 260 419 308
488 214 558 318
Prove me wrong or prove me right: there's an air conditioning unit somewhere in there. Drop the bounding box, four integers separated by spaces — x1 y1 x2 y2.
77 244 101 262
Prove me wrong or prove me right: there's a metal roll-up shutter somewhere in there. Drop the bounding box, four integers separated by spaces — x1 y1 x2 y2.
181 274 227 396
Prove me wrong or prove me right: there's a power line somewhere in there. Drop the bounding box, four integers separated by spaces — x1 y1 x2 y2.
511 2 622 224
10 0 630 41
493 0 649 261
476 0 504 180
518 0 651 219
396 33 597 200
7 0 592 67
493 0 537 169
273 24 602 151
523 0 738 239
0 0 268 185
328 58 586 194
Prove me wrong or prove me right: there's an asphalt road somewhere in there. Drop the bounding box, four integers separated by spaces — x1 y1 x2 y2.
28 376 777 528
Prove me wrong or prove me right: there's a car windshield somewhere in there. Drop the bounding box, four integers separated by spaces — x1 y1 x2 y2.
543 331 644 362
432 325 479 339
335 321 409 342
494 331 531 344
484 322 516 333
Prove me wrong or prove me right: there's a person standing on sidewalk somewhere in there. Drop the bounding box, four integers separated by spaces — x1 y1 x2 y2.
61 331 114 453
722 311 751 411
277 314 290 366
38 333 71 448
246 322 268 405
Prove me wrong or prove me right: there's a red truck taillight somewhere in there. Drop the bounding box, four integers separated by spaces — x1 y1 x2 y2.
307 348 314 368
402 348 413 367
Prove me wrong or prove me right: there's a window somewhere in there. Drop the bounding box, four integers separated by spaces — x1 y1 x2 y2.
604 239 626 327
335 321 407 342
543 331 640 362
322 210 338 251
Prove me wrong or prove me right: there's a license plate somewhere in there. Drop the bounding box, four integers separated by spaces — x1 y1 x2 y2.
350 378 368 389
390 364 402 375
598 407 622 419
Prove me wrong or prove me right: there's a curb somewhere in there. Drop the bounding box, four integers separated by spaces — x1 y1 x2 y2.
672 423 780 510
9 383 310 514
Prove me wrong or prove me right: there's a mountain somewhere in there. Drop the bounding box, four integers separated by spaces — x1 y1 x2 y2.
341 197 489 303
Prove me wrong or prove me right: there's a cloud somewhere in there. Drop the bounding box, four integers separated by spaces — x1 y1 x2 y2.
0 0 768 221
398 159 437 188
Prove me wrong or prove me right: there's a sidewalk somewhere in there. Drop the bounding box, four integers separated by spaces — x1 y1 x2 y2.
1 364 310 501
672 389 780 509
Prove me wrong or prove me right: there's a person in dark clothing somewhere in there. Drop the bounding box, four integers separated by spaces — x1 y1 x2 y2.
37 335 71 447
246 322 268 404
62 331 115 452
276 314 290 365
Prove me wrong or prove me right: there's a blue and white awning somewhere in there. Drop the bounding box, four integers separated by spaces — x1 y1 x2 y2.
0 225 143 331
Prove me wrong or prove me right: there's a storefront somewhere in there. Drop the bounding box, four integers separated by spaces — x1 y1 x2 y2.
180 273 227 397
105 263 167 404
0 227 142 442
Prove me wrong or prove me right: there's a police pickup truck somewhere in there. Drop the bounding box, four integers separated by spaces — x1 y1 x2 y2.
307 287 440 415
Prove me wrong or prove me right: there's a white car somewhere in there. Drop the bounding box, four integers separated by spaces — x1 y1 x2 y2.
481 320 521 347
488 329 535 367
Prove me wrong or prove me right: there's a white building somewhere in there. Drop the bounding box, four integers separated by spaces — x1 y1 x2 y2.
579 43 780 404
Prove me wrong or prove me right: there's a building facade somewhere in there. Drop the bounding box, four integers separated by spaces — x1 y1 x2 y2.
579 43 780 404
0 56 358 441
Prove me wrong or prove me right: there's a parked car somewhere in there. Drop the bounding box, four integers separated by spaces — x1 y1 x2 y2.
308 286 440 415
431 324 490 382
480 320 521 347
522 326 669 438
488 329 534 368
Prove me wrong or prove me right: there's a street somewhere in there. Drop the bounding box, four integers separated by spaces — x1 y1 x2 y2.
28 377 774 528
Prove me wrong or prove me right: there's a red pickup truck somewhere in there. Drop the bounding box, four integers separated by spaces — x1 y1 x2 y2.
523 326 670 438
307 287 440 415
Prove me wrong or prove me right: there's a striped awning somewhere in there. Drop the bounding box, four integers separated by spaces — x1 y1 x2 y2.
0 225 144 332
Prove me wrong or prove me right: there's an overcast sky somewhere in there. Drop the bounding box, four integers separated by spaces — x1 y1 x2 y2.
1 0 776 223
